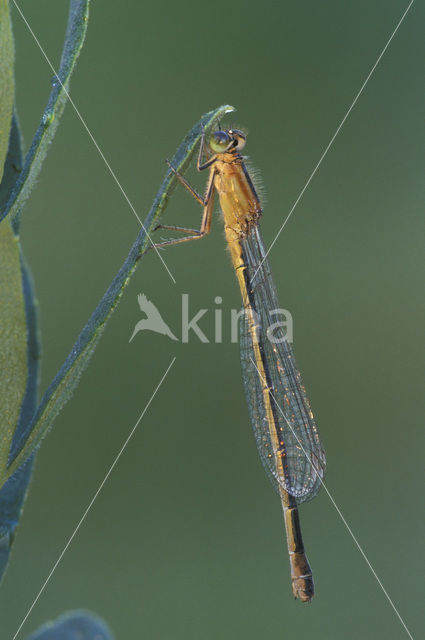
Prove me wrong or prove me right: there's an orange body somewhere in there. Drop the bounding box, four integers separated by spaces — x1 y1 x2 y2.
212 152 314 602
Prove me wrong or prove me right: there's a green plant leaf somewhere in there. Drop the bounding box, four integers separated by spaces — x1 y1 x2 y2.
0 0 14 184
25 610 113 640
0 111 23 212
0 115 26 479
0 260 39 582
0 219 28 474
0 106 39 582
1 0 90 231
0 455 34 583
6 104 234 478
8 256 40 463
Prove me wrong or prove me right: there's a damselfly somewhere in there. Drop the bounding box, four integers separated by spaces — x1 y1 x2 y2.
155 126 326 602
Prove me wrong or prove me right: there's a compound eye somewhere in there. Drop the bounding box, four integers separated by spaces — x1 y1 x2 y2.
209 130 231 153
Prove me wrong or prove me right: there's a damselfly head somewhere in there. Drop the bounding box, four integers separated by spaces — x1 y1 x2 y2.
209 128 247 153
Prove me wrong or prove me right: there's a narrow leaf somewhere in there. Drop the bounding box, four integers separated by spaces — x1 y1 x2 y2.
0 0 14 183
1 0 90 231
0 259 39 581
0 0 91 577
25 610 113 640
0 107 39 580
0 455 34 582
7 105 234 478
0 219 28 474
0 111 23 212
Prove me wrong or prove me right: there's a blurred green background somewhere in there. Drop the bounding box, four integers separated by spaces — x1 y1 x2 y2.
3 1 424 638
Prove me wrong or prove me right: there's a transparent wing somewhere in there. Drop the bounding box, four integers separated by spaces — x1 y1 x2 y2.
239 226 326 502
